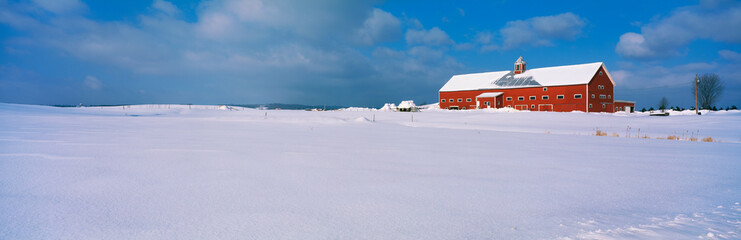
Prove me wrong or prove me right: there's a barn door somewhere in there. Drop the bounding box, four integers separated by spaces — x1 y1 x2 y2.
538 104 553 112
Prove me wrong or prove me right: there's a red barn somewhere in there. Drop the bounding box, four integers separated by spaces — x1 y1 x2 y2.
439 57 635 113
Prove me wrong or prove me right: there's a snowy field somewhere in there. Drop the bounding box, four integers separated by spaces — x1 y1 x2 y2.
1 103 740 239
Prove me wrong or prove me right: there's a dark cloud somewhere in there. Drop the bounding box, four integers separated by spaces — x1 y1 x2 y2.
353 8 402 45
0 0 463 106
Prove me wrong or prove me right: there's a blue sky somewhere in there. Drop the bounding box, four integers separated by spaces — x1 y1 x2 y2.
1 0 740 108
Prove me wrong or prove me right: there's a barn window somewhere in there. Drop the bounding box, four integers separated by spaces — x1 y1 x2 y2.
543 87 547 91
530 104 535 109
608 95 611 99
602 104 606 108
466 98 472 102
507 105 511 108
449 99 454 102
589 104 593 108
462 107 466 110
441 99 446 103
485 101 490 106
529 96 536 100
599 95 606 99
557 95 564 99
616 107 619 111
458 98 463 102
506 97 513 101
599 71 603 76
598 85 604 90
591 94 595 99
518 96 524 101
542 95 549 100
574 94 582 99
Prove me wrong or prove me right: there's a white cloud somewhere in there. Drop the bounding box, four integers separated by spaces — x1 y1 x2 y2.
453 13 584 52
474 31 493 44
196 12 237 40
84 76 101 90
718 49 741 61
405 27 454 46
222 0 280 23
31 0 86 14
615 33 653 58
472 31 501 52
454 42 475 51
675 62 717 71
372 47 404 59
499 12 585 49
480 44 499 52
611 70 630 84
614 62 719 88
406 18 424 29
152 0 180 16
407 46 443 62
616 1 741 59
354 8 401 45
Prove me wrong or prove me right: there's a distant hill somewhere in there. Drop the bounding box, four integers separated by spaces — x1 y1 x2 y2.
47 103 348 110
234 103 346 110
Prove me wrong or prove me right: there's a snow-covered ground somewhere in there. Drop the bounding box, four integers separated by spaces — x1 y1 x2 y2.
1 103 739 239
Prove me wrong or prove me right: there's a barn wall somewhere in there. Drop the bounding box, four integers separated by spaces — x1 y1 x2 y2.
475 95 504 109
614 101 635 112
439 84 588 112
587 65 615 113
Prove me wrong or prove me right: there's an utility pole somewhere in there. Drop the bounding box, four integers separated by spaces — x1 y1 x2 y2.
695 74 699 115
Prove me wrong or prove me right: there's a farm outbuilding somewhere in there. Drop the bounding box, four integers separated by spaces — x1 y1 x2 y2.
397 100 418 112
439 57 635 113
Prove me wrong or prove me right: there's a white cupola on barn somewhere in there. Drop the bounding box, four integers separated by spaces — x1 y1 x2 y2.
514 56 526 74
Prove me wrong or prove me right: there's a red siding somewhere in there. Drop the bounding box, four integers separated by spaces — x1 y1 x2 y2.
439 85 587 112
587 66 615 113
614 101 635 112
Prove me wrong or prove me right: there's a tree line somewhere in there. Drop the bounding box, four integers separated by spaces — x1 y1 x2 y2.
643 73 734 113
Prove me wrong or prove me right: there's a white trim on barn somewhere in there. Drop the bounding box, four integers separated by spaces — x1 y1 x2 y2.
475 92 504 98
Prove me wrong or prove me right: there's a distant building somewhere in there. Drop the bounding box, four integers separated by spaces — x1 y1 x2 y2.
397 100 418 112
614 100 636 113
439 57 635 112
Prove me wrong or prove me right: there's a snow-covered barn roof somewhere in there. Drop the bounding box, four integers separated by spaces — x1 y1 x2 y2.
476 92 503 98
440 62 610 92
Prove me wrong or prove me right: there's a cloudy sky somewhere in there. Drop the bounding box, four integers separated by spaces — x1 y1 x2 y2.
1 0 740 108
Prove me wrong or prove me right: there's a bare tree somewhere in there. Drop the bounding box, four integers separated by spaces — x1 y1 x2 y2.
658 97 669 111
693 73 723 109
